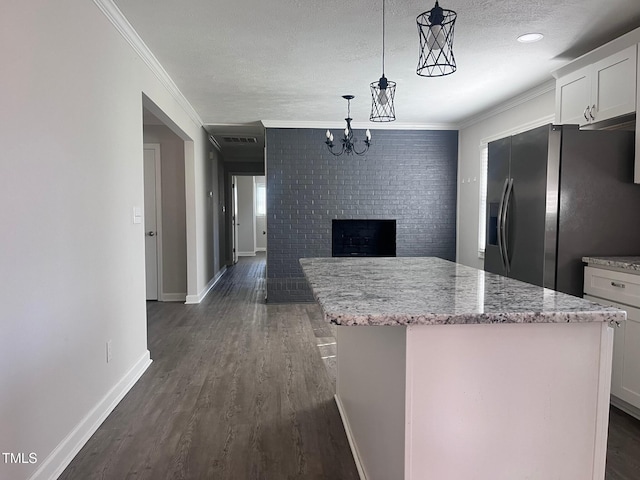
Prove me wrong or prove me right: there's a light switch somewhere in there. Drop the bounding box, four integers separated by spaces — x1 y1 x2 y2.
133 207 142 224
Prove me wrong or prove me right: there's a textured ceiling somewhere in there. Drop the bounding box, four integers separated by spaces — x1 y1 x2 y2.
116 0 640 129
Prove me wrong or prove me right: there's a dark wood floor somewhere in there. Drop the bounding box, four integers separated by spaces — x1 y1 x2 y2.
60 254 358 480
607 406 640 479
60 254 640 480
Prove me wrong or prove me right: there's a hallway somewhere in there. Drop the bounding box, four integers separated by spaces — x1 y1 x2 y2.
60 254 358 479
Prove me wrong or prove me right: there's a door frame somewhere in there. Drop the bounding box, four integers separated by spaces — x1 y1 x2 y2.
144 143 164 300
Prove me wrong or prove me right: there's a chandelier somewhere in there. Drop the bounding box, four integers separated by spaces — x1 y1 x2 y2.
325 95 372 156
370 0 396 122
416 1 457 77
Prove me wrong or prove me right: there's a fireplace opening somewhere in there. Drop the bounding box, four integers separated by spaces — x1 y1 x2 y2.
332 219 396 257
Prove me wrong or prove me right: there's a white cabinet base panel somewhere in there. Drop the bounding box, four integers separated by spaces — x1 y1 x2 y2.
336 322 613 480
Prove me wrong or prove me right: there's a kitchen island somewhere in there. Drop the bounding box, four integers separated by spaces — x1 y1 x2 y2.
300 257 625 480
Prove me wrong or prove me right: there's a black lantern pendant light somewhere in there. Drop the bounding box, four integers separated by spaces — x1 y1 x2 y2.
325 95 372 157
416 1 457 77
370 0 396 121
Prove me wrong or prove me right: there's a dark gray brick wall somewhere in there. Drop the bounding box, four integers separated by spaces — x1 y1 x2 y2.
266 128 458 303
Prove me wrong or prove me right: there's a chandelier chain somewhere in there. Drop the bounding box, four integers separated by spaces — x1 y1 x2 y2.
382 0 385 75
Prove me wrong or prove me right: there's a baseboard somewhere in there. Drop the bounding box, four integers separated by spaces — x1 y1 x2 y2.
29 351 152 480
611 395 640 421
185 266 227 304
334 394 367 480
160 292 187 302
237 251 256 257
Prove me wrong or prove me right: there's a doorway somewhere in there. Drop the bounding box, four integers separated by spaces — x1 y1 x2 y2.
142 102 188 302
233 175 267 258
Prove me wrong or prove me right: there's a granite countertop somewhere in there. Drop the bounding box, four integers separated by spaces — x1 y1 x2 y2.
300 257 625 326
582 256 640 272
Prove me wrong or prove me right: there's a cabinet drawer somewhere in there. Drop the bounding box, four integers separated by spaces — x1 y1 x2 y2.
584 266 640 307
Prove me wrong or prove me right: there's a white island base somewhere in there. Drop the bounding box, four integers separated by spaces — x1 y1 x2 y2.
335 321 613 480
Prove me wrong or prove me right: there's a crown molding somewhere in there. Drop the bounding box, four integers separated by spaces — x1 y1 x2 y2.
93 0 203 128
457 79 556 130
260 120 458 130
479 114 556 145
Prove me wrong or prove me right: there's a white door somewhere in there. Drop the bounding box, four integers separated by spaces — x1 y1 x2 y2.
232 176 239 264
144 144 161 300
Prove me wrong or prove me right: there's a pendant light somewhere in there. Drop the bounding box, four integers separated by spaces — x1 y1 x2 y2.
370 0 396 121
325 95 372 157
416 1 457 77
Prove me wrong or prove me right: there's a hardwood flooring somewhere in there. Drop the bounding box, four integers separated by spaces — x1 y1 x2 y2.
59 254 358 480
606 406 640 480
59 254 640 480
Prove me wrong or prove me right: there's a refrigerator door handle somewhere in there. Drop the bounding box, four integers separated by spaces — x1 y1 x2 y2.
502 178 514 272
496 178 510 270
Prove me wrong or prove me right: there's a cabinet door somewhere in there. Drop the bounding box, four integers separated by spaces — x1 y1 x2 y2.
591 45 637 123
584 294 625 398
585 291 640 409
555 66 590 126
619 304 640 408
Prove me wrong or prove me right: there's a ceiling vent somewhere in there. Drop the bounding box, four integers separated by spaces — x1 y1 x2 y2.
222 136 258 144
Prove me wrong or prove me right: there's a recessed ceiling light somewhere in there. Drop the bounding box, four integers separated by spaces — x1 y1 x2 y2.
517 33 544 43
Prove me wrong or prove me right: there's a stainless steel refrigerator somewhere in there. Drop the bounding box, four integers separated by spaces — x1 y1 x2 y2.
485 123 640 297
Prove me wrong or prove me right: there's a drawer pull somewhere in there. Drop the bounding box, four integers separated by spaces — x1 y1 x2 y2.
611 281 626 289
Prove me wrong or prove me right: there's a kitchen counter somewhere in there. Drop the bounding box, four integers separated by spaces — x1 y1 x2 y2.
300 256 619 480
583 255 640 272
300 256 622 326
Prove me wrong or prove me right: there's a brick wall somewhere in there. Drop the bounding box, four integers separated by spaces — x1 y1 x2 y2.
266 128 458 302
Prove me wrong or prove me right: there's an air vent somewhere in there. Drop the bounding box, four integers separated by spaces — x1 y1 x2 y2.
222 136 258 144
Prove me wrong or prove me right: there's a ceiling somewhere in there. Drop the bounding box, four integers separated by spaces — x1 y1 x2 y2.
118 0 640 159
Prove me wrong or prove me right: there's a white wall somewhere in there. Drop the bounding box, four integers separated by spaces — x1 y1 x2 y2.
236 176 256 255
0 2 214 479
456 87 556 269
143 125 187 300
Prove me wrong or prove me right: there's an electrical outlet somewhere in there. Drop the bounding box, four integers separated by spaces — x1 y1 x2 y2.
106 340 112 363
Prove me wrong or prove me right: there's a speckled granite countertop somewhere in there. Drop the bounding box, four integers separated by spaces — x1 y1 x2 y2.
300 257 625 326
582 256 640 272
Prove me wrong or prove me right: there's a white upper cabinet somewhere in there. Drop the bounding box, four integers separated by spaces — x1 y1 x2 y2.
555 66 591 125
556 45 637 126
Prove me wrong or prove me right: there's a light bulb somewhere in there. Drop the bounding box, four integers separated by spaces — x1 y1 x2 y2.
330 133 334 142
326 129 331 139
427 24 446 51
366 129 371 140
377 88 389 106
344 127 349 137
